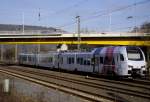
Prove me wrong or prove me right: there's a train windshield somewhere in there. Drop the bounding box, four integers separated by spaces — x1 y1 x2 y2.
127 47 143 61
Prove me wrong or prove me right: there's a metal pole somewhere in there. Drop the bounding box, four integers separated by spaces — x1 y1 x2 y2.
134 0 137 36
22 12 24 34
15 44 18 63
37 8 41 64
76 16 81 51
38 44 40 53
36 44 40 66
109 12 112 32
1 45 3 62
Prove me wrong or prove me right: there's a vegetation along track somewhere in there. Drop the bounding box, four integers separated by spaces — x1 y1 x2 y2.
0 65 150 102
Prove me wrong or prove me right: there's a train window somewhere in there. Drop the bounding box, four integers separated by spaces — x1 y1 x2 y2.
77 57 83 64
87 60 91 65
67 57 74 64
23 56 27 61
100 57 103 64
32 57 34 62
25 56 27 61
104 56 109 64
49 57 53 62
116 55 118 62
77 58 80 64
84 60 86 65
127 47 143 61
91 58 94 65
69 58 71 64
112 58 115 65
72 57 74 64
60 57 63 64
28 56 31 61
80 58 83 65
67 58 69 64
120 54 124 61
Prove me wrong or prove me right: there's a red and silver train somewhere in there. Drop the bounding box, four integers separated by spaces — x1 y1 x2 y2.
19 46 147 77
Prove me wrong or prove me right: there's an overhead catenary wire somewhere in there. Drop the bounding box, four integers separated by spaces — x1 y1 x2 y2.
57 0 150 29
51 0 89 15
36 0 89 29
56 21 76 29
0 0 89 25
81 0 150 23
1 0 149 32
110 22 148 32
40 0 89 20
109 15 150 28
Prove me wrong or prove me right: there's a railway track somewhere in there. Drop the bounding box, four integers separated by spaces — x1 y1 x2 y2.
0 66 112 102
0 65 150 102
88 75 150 89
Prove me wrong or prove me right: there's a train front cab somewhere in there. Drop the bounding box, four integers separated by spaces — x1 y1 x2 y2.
118 47 146 78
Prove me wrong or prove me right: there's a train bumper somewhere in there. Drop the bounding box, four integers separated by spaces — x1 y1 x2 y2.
128 69 146 77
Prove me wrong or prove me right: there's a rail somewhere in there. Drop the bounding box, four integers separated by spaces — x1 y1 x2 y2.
0 65 150 102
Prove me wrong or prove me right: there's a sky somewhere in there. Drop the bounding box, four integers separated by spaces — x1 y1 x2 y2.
0 0 150 33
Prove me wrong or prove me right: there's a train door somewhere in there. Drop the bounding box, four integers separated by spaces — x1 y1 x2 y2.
54 53 59 69
118 53 126 75
93 55 100 73
93 55 104 74
102 47 115 75
99 56 104 74
114 53 120 75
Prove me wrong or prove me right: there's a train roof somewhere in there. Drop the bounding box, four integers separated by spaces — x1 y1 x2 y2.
92 48 103 54
19 46 142 55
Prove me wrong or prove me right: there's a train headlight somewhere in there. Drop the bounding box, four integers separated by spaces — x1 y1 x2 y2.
128 65 133 69
128 70 132 74
141 65 145 69
143 70 146 74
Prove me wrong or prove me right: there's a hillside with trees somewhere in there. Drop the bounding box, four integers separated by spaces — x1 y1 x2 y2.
131 22 150 34
0 24 66 33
